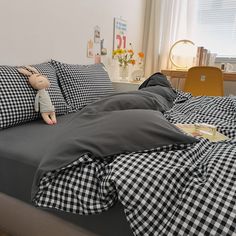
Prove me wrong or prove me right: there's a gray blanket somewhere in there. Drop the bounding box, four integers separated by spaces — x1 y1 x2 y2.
32 86 197 198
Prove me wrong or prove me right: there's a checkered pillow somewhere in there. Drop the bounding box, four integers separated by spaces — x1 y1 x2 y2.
0 62 70 129
51 60 115 111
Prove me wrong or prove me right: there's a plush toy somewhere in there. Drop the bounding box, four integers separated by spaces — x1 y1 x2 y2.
17 66 57 125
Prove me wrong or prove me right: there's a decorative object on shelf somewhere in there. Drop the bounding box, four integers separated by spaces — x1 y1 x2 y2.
225 63 234 72
169 39 196 69
113 45 134 81
135 51 145 80
131 69 144 82
113 44 145 81
195 46 217 66
119 65 129 81
137 52 145 67
95 53 101 64
113 45 135 67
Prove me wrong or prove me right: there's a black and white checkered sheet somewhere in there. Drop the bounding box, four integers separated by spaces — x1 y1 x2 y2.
34 92 236 236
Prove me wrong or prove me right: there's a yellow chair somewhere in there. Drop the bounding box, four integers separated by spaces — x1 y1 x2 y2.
183 66 224 96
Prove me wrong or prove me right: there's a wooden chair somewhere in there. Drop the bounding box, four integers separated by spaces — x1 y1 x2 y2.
183 66 224 96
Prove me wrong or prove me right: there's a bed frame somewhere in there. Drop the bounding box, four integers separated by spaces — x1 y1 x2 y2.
0 193 133 236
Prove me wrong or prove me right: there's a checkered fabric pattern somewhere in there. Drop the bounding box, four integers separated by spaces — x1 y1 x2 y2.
34 92 236 236
51 60 115 111
0 62 70 129
165 95 236 136
173 89 193 104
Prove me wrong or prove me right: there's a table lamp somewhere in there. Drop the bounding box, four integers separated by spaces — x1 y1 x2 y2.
169 39 196 70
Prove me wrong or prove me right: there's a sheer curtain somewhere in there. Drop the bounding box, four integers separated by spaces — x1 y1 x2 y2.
142 0 195 77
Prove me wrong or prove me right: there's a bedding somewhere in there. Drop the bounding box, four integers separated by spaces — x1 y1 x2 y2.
0 77 187 236
139 72 177 102
50 60 115 111
0 112 133 236
32 91 236 236
0 62 70 129
31 85 195 198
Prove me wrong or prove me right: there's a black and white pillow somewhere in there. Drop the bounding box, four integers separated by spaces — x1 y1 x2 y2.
0 62 70 129
51 60 115 111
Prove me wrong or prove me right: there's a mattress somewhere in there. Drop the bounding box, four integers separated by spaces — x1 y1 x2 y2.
0 113 133 236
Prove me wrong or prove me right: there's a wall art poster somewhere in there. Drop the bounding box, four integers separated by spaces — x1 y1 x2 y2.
113 17 127 50
87 39 94 58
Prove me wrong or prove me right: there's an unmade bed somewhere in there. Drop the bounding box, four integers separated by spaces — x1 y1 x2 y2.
0 112 133 236
1 91 236 235
0 64 236 235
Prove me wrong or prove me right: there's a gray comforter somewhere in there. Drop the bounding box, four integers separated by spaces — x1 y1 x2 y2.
32 81 196 197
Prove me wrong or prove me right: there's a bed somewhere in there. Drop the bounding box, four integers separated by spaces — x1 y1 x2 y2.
0 62 236 236
0 113 133 236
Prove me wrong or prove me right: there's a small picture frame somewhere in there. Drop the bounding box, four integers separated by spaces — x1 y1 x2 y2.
87 39 94 58
94 25 100 43
100 39 107 55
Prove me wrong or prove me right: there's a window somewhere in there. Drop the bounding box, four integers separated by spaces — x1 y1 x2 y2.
192 0 236 58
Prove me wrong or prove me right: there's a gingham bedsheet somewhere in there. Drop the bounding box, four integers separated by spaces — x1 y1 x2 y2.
34 92 236 236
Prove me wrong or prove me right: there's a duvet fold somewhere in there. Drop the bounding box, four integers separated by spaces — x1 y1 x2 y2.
32 87 196 198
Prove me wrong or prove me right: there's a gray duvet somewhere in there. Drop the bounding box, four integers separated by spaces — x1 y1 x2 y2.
31 86 197 197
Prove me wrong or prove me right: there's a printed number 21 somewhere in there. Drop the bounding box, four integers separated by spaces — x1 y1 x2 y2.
116 35 126 49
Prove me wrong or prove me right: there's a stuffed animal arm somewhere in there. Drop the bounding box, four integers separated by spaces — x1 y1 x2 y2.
17 66 57 125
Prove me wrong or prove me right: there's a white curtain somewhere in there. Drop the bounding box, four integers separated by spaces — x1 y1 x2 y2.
142 0 196 77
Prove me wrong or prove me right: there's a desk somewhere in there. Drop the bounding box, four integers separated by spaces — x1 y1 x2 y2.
161 69 236 81
161 69 236 90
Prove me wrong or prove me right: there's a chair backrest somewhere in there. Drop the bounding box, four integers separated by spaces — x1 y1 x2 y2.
183 66 224 96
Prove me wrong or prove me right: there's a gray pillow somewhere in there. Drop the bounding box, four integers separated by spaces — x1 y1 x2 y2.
81 90 171 114
140 86 177 103
77 110 198 158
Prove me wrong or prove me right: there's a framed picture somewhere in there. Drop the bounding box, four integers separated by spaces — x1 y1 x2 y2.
94 25 101 43
87 39 94 58
113 17 127 50
100 39 107 55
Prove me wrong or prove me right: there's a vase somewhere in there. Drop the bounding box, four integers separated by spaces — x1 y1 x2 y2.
119 65 129 81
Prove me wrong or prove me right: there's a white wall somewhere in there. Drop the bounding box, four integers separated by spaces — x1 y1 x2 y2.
0 0 146 75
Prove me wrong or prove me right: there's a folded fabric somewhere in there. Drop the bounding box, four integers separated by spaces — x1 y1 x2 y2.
32 90 197 198
139 72 177 102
